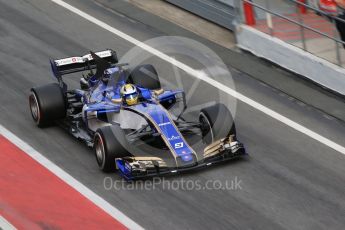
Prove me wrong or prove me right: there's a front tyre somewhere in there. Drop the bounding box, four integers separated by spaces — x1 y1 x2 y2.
199 103 236 144
94 125 130 172
29 83 66 127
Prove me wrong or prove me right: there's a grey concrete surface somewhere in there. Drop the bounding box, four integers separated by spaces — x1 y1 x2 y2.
129 0 236 49
0 0 345 229
165 0 236 30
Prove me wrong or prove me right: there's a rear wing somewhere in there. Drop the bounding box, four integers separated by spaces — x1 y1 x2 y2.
50 49 118 78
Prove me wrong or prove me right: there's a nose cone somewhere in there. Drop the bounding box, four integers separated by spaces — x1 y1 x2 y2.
181 154 193 162
177 154 197 168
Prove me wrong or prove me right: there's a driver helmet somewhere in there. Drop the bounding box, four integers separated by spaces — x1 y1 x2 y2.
120 84 139 105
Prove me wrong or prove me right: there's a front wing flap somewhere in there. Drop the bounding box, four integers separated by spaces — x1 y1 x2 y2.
115 136 246 180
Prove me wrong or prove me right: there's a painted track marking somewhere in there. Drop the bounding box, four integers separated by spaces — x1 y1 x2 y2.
0 216 16 230
0 125 143 230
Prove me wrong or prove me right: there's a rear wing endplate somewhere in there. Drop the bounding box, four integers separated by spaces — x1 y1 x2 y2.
50 49 118 78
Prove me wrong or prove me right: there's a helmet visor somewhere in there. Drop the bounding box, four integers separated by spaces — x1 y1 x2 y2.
125 92 138 105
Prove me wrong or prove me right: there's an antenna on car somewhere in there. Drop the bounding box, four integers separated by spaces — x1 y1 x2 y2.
90 51 111 81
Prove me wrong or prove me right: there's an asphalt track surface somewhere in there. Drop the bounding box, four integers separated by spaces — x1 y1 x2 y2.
1 0 345 229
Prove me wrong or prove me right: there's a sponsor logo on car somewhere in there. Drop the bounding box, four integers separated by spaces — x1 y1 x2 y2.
158 122 171 127
174 142 184 149
168 135 181 141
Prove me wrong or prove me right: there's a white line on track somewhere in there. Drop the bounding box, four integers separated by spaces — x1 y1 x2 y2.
0 125 144 230
51 0 345 155
0 216 17 230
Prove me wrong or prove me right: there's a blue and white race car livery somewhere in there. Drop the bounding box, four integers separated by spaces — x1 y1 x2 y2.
29 49 246 180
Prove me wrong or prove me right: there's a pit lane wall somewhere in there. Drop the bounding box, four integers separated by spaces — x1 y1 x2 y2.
236 25 345 96
165 0 236 30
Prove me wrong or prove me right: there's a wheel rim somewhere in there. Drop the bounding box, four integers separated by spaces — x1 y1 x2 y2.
95 133 105 167
29 93 40 123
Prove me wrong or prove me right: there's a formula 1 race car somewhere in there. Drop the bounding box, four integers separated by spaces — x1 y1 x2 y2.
29 49 246 180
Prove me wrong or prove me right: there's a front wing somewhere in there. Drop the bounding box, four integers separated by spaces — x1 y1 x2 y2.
115 136 246 180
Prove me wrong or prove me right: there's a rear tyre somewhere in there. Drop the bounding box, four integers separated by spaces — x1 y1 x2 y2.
94 125 130 172
130 64 161 90
199 103 236 144
29 83 66 127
